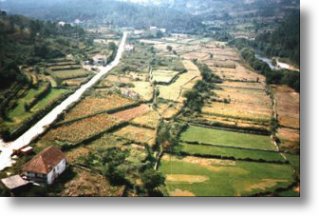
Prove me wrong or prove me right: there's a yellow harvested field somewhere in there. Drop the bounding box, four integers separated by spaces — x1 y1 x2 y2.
114 125 156 146
152 69 179 83
166 174 209 183
158 60 201 102
202 102 271 122
132 81 153 101
157 102 183 119
131 111 161 129
111 104 150 121
277 127 300 153
43 114 120 143
219 81 265 90
106 75 132 83
210 64 265 82
63 94 133 121
214 86 271 106
272 85 300 129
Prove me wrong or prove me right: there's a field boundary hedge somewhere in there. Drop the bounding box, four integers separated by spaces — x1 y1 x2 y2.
172 150 288 164
24 82 52 111
185 120 271 135
181 141 282 154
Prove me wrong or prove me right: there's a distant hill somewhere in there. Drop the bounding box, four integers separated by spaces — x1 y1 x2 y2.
1 0 201 33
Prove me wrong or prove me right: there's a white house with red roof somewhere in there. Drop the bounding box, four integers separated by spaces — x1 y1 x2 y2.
22 146 67 185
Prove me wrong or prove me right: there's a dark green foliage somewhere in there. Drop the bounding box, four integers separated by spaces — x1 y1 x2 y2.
255 11 300 66
0 11 85 90
238 48 300 92
141 169 165 193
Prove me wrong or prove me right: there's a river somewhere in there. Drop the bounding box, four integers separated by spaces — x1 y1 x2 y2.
255 54 300 72
0 32 128 171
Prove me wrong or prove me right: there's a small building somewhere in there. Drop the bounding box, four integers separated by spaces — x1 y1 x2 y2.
92 54 108 66
125 44 135 52
22 146 67 185
1 175 30 191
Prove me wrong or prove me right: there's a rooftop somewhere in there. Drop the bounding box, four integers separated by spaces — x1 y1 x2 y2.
1 175 29 190
22 146 65 174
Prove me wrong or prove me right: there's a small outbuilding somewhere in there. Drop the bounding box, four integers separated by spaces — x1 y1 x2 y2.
22 146 67 185
1 175 30 191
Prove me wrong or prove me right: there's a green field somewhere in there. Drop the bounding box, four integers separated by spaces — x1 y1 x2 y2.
284 153 300 175
180 126 275 151
159 155 295 196
6 88 68 127
177 142 286 162
52 69 92 80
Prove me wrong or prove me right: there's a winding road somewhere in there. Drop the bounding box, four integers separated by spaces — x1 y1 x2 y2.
0 32 128 171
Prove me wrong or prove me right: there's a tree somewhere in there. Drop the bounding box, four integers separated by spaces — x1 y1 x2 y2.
141 169 165 193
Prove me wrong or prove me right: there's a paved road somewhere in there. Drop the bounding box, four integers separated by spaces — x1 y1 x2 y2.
0 32 128 171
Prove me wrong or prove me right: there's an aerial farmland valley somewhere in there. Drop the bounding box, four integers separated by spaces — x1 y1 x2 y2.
0 0 300 197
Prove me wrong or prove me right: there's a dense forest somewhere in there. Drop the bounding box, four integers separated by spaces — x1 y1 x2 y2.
1 0 202 33
255 11 300 66
0 11 86 90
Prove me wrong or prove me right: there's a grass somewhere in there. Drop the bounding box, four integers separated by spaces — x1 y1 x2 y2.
177 142 285 162
180 126 276 151
159 155 295 196
52 69 92 80
6 88 68 125
284 153 300 175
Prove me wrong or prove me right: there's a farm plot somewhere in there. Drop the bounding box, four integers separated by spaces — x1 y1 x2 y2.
51 69 92 80
157 101 183 119
160 155 295 196
202 85 272 124
194 114 270 131
42 114 120 144
272 85 300 129
131 111 161 129
62 94 133 122
62 78 88 87
202 102 271 124
210 64 265 82
177 142 285 162
180 126 276 151
114 125 156 146
131 81 153 101
277 127 300 153
7 88 68 125
152 69 179 84
158 60 201 102
111 104 150 121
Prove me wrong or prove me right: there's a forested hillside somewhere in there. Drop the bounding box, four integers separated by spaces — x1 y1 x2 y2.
0 11 85 89
255 11 300 65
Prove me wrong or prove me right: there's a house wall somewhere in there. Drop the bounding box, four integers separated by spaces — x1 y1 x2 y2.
47 159 67 185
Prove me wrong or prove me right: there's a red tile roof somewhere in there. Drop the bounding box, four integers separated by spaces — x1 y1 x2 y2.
22 146 66 174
